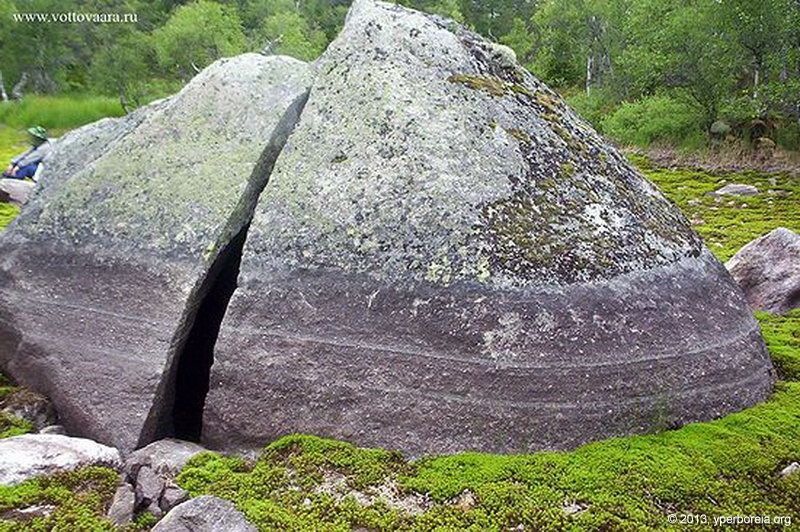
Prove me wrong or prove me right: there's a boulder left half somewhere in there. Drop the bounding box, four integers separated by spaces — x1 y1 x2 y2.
0 54 312 452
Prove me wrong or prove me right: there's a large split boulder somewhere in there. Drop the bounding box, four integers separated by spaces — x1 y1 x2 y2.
726 227 800 314
0 54 312 452
203 0 774 455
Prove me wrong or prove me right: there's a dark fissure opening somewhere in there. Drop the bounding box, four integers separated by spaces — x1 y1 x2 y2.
171 224 249 441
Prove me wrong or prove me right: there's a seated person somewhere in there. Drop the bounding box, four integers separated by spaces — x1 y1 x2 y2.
2 126 51 181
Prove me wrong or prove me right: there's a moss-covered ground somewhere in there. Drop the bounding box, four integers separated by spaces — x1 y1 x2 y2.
633 154 800 262
0 129 797 529
0 127 27 230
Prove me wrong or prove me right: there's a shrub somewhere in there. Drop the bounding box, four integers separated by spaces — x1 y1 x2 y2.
564 89 618 131
600 95 704 148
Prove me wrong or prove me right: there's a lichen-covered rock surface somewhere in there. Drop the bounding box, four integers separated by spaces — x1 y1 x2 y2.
204 0 774 455
0 54 312 452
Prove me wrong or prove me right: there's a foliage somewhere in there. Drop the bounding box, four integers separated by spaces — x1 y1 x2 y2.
88 29 155 110
255 11 327 61
564 89 618 129
1 0 799 152
151 0 247 80
601 95 704 148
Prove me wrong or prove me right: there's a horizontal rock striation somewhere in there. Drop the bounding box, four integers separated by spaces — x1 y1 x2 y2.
0 54 312 452
203 0 774 455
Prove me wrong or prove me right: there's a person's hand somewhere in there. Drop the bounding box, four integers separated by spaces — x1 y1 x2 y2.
3 164 12 174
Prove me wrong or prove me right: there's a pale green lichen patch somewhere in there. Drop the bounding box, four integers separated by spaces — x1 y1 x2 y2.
447 74 531 98
505 128 531 144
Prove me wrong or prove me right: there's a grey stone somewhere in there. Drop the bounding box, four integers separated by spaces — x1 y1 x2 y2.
0 434 121 485
107 483 135 525
0 504 56 521
726 227 800 314
39 425 66 435
0 179 34 206
779 462 799 478
203 0 773 456
125 438 205 480
0 54 313 452
134 465 165 509
160 484 190 512
712 183 759 196
152 495 256 532
0 388 56 431
147 501 164 519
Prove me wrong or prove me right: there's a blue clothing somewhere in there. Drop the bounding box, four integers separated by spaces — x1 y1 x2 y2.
6 162 39 180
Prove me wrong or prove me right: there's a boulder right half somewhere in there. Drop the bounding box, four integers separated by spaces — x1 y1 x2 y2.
204 0 775 456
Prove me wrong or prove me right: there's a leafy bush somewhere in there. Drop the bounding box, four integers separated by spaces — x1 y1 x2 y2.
152 0 246 79
601 95 704 148
565 89 618 130
0 96 124 131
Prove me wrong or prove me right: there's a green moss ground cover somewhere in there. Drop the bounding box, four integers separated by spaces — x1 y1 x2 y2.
0 467 130 531
0 130 798 529
635 155 800 262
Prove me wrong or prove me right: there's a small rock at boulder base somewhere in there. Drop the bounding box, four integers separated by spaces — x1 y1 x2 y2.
0 434 121 485
779 462 799 478
0 54 313 452
107 483 136 526
152 496 257 532
203 0 773 456
0 179 35 206
0 504 56 521
134 465 166 510
726 227 800 314
712 183 759 196
125 438 206 480
160 484 190 512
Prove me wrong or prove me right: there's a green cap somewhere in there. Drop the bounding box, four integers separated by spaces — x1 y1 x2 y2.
27 126 48 140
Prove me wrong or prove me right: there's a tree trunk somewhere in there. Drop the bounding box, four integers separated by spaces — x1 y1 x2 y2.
11 72 28 100
0 71 7 102
586 55 593 95
753 65 760 100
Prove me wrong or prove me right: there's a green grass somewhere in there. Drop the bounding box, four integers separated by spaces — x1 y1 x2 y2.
0 95 124 131
759 310 800 382
0 204 19 230
0 125 25 229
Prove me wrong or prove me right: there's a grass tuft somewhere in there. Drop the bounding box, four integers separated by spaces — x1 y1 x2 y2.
0 95 124 132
